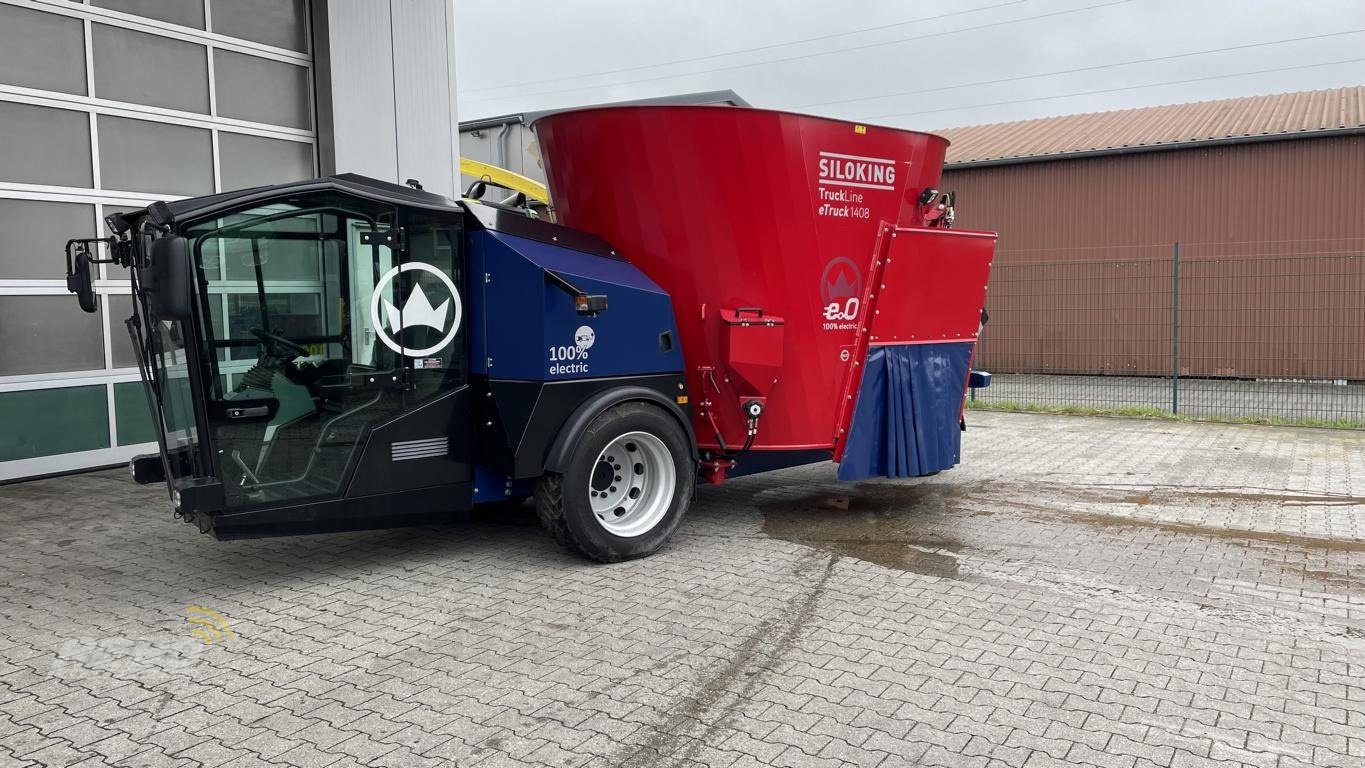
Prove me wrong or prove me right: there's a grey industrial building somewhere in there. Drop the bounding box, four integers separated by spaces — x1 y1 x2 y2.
458 90 749 191
0 0 459 481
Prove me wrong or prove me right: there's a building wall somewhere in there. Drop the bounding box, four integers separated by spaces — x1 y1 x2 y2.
313 0 460 197
943 135 1365 257
0 0 318 481
942 135 1365 380
0 0 461 482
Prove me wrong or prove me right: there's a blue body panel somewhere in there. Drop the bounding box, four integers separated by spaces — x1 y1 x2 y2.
472 465 532 503
837 342 975 481
468 230 684 381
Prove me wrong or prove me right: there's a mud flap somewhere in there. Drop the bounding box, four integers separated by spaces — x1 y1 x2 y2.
837 342 974 481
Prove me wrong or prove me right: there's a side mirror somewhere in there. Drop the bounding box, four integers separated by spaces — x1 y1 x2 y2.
149 236 192 320
66 250 98 313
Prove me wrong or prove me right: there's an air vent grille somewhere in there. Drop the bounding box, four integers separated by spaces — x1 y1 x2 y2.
391 437 448 462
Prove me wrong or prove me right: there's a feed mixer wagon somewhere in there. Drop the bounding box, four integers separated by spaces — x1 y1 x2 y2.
535 106 995 487
60 105 994 562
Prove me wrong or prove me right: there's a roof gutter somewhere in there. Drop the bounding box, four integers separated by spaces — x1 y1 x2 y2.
461 114 527 133
943 125 1365 170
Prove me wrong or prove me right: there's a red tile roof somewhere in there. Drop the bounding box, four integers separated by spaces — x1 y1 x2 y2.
937 86 1365 166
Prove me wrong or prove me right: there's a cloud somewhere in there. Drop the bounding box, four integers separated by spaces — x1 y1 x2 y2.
455 0 1365 129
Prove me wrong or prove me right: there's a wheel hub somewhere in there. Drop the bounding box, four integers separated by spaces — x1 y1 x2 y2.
590 461 614 492
587 431 675 538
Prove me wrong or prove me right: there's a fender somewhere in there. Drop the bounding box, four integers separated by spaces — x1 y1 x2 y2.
544 385 697 474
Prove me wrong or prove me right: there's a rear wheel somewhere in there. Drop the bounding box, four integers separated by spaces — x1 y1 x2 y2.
536 402 693 562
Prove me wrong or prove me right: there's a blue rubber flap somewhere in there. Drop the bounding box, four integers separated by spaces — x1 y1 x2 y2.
837 342 975 481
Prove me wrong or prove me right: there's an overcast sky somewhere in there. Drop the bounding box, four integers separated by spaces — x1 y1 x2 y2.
454 0 1365 131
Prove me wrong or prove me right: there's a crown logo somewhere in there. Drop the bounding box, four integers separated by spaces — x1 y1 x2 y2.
826 270 858 302
819 257 863 306
382 284 450 333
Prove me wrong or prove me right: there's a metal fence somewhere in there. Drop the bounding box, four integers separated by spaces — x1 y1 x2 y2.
972 238 1365 426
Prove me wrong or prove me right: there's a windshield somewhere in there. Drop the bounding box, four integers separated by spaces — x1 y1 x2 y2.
123 225 206 490
149 315 199 457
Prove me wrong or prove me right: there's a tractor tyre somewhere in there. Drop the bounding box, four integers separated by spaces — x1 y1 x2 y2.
535 402 693 562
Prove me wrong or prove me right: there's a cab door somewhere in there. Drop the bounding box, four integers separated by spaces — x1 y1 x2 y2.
341 206 473 498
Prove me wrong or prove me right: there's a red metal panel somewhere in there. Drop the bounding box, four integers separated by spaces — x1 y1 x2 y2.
830 227 996 460
535 106 984 454
720 309 785 400
868 229 995 345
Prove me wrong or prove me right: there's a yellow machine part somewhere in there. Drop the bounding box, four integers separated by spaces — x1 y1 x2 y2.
458 157 551 206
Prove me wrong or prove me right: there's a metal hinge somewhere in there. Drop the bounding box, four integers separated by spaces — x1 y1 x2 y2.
360 227 405 250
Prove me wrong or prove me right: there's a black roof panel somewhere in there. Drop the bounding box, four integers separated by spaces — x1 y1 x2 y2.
157 174 463 222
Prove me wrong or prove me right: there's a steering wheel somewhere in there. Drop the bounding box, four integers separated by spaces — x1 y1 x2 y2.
249 327 309 359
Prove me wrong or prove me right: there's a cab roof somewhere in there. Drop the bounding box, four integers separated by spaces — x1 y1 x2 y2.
157 173 462 223
124 173 622 263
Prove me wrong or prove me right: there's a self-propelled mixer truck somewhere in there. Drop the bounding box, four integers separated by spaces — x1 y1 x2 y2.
62 106 995 562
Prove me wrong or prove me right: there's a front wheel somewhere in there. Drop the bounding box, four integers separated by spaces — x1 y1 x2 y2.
535 402 694 562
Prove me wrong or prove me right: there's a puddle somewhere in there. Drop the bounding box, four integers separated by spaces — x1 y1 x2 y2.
759 484 967 578
756 478 1365 583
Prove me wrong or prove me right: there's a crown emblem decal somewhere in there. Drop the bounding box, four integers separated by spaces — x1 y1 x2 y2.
369 262 463 358
825 270 858 302
819 256 863 305
382 284 450 333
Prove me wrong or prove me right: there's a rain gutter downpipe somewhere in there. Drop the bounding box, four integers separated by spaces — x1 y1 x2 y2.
495 122 512 170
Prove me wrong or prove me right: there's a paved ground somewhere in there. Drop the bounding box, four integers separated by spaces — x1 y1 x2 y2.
1 412 1363 768
976 373 1365 425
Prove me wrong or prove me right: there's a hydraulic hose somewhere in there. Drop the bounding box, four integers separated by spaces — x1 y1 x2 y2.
703 369 760 461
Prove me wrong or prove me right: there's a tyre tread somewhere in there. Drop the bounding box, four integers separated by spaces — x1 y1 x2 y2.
534 401 691 563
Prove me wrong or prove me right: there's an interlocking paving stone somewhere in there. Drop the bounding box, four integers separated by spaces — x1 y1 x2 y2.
1 412 1362 767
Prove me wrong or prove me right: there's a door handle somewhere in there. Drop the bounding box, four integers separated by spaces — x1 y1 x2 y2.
227 406 270 419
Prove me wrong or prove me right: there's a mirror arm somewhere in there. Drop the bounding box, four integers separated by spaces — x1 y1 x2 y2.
65 235 139 269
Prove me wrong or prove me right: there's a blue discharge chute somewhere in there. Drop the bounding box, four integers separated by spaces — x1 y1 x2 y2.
837 342 975 481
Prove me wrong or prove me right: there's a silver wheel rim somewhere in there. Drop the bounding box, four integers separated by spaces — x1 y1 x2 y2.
588 431 675 538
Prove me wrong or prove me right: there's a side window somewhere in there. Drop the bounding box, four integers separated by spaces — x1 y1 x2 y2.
346 218 394 369
401 213 466 402
195 206 341 383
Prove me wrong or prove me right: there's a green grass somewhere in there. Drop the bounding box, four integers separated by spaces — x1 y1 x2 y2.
965 399 1365 430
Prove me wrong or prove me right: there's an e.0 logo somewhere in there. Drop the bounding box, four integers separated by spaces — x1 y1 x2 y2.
822 297 860 321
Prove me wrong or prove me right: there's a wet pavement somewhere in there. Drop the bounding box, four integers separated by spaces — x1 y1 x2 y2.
759 478 1364 643
1 412 1362 767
